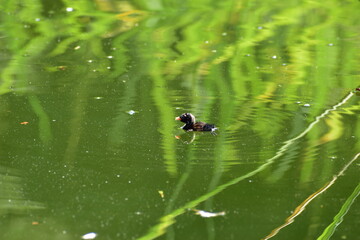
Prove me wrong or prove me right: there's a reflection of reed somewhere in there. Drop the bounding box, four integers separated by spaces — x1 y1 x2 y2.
318 182 360 239
263 152 360 240
0 168 45 214
151 73 177 176
138 91 355 240
28 95 53 143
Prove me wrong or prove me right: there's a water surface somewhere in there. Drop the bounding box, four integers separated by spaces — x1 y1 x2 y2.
0 0 359 239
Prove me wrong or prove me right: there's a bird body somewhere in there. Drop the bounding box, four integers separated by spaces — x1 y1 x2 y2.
175 113 217 132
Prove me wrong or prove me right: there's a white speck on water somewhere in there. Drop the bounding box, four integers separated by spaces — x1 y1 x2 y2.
87 60 93 63
66 7 74 12
282 63 287 66
82 232 97 239
35 18 41 22
107 66 111 69
257 26 263 30
245 54 251 57
128 180 132 184
127 110 136 115
107 56 113 59
74 46 81 50
116 174 121 178
205 40 209 44
303 103 311 107
195 210 226 218
328 43 334 46
211 49 217 53
94 97 103 100
222 32 227 36
272 55 277 59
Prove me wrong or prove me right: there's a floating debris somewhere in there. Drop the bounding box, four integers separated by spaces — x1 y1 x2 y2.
158 190 164 199
127 110 136 115
82 232 97 239
20 122 29 125
74 46 81 50
303 103 311 107
58 66 67 70
193 209 226 218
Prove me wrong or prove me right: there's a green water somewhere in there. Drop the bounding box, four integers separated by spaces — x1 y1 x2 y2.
0 0 359 239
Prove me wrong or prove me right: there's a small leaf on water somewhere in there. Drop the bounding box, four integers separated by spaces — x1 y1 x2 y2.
158 190 164 198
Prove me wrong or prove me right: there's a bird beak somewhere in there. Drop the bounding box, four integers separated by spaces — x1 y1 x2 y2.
175 117 181 120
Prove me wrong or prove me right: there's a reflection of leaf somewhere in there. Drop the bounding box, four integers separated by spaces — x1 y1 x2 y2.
116 10 147 22
320 113 343 144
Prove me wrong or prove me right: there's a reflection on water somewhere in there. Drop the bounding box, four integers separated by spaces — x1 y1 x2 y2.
0 0 359 239
0 167 44 214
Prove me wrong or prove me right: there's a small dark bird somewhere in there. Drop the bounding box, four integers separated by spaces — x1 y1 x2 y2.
175 113 217 132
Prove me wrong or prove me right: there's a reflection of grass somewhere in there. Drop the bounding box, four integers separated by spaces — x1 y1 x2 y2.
264 151 360 239
28 95 53 143
317 181 360 240
138 92 355 240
